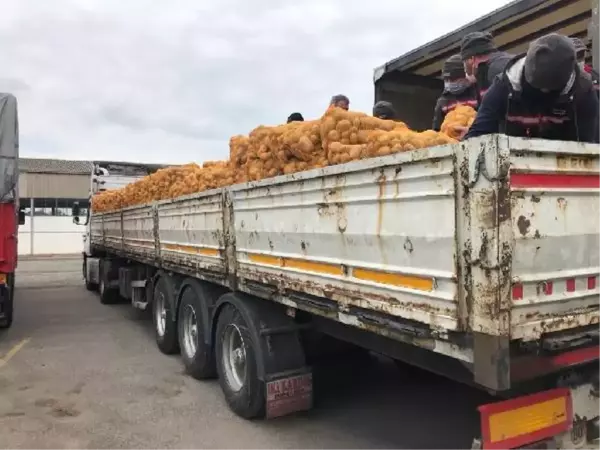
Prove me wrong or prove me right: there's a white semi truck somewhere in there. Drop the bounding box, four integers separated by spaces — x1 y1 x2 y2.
75 135 599 449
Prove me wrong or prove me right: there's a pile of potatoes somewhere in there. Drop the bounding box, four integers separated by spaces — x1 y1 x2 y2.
93 105 471 213
441 105 477 139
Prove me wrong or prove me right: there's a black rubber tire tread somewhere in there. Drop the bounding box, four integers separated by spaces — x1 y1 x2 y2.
99 277 117 304
153 276 179 355
215 303 265 420
84 260 97 292
177 284 216 379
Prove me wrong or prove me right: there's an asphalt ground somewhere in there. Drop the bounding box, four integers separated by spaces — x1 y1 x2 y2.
0 257 493 448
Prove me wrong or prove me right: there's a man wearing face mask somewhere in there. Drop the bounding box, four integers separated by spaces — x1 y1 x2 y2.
432 54 478 131
461 32 514 103
464 34 599 143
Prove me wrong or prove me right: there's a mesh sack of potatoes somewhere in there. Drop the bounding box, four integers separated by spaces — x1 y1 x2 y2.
229 135 250 183
363 127 457 158
440 105 476 139
320 107 410 165
278 120 328 174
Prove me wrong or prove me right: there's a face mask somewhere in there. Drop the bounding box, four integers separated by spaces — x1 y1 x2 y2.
445 79 472 94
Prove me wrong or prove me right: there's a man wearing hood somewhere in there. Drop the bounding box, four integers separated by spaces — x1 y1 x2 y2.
372 101 398 120
461 32 514 103
432 54 478 131
465 34 599 143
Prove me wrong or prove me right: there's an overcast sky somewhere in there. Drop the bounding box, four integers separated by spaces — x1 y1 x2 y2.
1 0 512 164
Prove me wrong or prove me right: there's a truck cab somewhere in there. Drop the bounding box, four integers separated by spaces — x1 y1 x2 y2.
72 161 171 289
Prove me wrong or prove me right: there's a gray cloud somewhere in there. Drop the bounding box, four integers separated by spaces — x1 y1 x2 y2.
0 0 511 164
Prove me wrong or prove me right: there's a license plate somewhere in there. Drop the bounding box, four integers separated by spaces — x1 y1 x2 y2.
0 273 6 285
266 372 313 419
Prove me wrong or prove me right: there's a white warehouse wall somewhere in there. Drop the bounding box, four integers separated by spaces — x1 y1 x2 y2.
18 216 85 256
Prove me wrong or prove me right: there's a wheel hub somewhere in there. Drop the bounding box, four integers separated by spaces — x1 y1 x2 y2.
222 324 247 392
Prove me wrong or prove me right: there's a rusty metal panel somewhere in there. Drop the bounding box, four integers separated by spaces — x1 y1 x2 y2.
461 135 512 339
507 137 600 341
90 213 104 247
156 191 227 278
122 205 154 260
102 211 122 252
229 146 460 332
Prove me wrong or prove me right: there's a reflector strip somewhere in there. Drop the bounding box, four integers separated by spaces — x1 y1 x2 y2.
566 278 575 292
510 172 600 189
588 276 597 290
162 243 220 257
246 253 434 291
478 388 572 449
512 283 523 300
353 268 434 291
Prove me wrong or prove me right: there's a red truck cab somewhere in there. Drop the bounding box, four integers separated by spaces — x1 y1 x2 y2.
0 93 21 329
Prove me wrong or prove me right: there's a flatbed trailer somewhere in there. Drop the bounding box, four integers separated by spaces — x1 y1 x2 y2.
79 135 599 449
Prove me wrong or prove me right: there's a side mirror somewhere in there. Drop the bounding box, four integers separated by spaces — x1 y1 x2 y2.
18 210 25 225
72 201 81 217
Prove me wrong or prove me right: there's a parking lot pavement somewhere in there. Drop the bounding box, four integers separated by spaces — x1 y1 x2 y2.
0 257 492 449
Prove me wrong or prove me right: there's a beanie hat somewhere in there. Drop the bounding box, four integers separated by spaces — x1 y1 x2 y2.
372 101 397 120
461 32 497 60
442 54 466 79
524 34 576 92
287 112 304 123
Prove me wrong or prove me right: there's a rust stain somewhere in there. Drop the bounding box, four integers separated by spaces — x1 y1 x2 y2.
557 197 567 211
376 172 386 236
530 195 541 203
475 191 498 229
517 215 531 236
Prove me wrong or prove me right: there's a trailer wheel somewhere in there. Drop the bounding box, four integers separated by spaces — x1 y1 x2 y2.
153 276 179 355
0 274 14 329
178 285 216 379
215 303 265 419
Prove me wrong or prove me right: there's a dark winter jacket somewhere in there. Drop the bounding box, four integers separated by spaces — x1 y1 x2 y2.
474 51 514 100
465 55 599 143
432 84 479 131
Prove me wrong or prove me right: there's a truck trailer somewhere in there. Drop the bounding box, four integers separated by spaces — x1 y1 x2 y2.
75 0 600 446
77 135 599 449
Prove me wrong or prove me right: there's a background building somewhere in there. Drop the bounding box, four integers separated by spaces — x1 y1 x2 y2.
18 158 92 255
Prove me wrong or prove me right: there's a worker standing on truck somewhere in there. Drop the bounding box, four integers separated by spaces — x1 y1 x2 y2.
372 101 397 120
432 54 478 131
329 94 350 110
461 31 513 103
464 33 599 143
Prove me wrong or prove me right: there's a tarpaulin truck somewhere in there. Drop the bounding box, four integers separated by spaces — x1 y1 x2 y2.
76 1 599 448
0 93 23 330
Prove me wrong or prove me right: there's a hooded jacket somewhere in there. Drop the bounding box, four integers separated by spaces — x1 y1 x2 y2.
464 55 599 143
474 51 514 100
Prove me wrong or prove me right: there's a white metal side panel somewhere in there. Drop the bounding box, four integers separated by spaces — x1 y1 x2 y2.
157 192 227 277
230 146 459 331
508 138 600 340
122 206 154 260
90 214 104 247
102 211 122 252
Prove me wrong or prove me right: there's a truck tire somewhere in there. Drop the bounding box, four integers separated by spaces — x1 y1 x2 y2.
153 276 179 355
215 303 265 419
83 259 97 292
0 274 14 329
177 283 216 379
98 276 118 304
